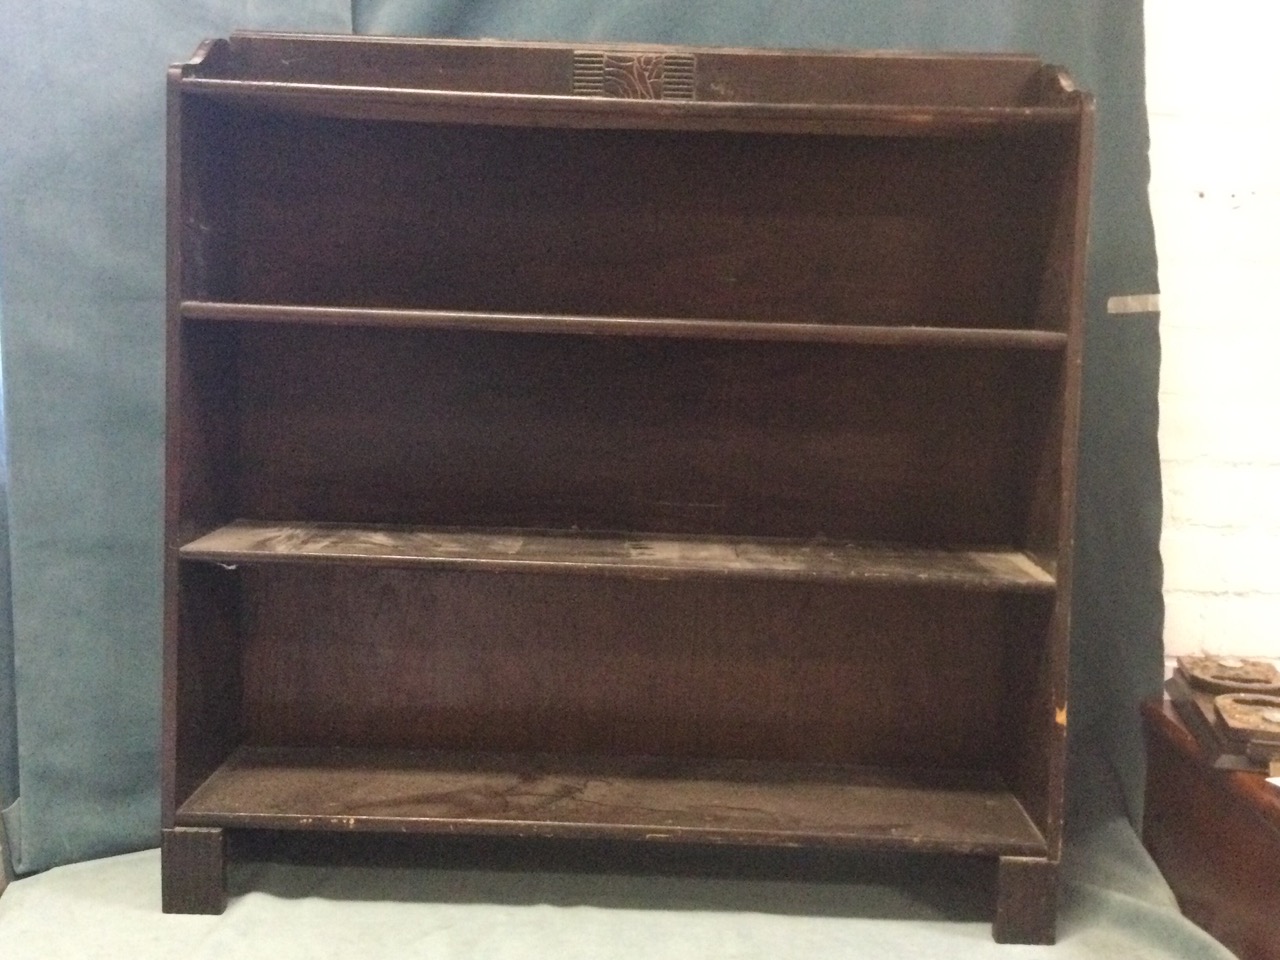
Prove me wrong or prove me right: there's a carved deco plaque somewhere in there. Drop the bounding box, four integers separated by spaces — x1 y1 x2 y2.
572 52 696 100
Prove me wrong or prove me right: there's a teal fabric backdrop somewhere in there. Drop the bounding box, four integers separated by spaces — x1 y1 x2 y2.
0 279 16 822
0 1 1161 874
0 0 352 875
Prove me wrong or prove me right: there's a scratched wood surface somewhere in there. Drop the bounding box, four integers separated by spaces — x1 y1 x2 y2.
181 520 1056 591
177 744 1046 856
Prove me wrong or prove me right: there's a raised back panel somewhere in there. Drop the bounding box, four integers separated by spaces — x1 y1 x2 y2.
225 322 1061 544
203 108 1068 329
217 35 1051 107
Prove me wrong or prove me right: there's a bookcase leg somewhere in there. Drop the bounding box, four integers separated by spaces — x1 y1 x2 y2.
162 826 227 915
993 855 1057 944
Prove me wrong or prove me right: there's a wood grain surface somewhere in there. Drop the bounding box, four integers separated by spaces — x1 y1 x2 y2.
178 745 1046 856
201 115 1066 329
216 323 1062 545
226 565 1042 769
182 520 1056 590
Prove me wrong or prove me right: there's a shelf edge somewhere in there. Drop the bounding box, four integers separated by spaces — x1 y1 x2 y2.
181 302 1069 350
179 77 1080 134
178 521 1058 593
175 745 1049 857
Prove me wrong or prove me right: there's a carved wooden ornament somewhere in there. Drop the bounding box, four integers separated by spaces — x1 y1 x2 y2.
573 52 696 100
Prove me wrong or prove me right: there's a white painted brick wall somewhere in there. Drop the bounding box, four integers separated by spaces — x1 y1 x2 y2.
1147 2 1280 663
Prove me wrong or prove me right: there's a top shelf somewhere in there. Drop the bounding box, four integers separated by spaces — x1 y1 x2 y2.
175 33 1089 136
179 79 1081 136
181 302 1067 349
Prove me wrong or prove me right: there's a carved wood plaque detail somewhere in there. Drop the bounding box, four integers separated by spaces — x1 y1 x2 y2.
572 52 696 100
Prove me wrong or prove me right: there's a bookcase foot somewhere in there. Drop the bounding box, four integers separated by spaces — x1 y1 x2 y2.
162 826 227 914
993 855 1057 944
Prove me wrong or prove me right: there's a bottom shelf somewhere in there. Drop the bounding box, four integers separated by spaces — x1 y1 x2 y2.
176 746 1046 857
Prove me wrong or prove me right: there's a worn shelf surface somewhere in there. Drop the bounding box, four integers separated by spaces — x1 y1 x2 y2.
181 301 1069 348
176 745 1047 856
179 521 1057 591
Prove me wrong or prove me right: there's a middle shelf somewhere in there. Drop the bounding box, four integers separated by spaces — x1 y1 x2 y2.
180 520 1056 591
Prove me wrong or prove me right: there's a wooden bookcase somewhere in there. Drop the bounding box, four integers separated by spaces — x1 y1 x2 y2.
162 32 1093 944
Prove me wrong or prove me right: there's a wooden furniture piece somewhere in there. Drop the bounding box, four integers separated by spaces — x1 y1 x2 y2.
162 32 1093 943
1143 700 1280 960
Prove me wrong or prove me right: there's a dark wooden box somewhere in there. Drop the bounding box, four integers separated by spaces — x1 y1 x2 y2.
1143 700 1280 960
162 32 1093 944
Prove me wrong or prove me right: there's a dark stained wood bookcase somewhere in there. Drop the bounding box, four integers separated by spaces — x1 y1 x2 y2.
161 32 1093 944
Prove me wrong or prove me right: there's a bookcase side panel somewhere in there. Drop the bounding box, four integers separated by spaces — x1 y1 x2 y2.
171 566 244 811
1000 111 1091 858
168 328 244 811
996 594 1058 838
166 89 244 821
